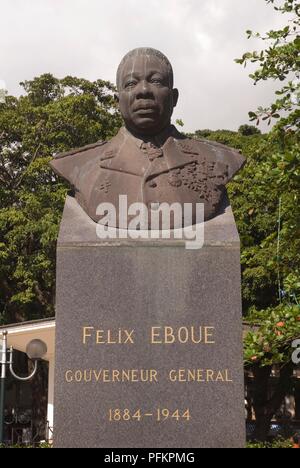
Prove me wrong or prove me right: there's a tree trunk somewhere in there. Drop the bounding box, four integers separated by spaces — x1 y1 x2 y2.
251 365 272 441
252 363 294 442
295 384 300 420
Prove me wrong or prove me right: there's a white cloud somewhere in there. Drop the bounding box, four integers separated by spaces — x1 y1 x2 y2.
206 2 226 21
0 0 289 132
195 31 213 52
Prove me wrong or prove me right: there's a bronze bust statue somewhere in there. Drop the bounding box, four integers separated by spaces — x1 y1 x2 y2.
50 48 245 229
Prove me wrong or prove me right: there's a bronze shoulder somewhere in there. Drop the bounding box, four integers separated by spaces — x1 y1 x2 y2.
53 141 107 160
179 136 241 154
50 141 108 187
177 137 246 180
193 137 243 154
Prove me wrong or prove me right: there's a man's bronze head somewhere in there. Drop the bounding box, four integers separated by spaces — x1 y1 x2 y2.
116 48 179 137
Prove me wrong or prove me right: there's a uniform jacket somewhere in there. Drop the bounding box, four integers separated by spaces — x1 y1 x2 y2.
50 126 246 228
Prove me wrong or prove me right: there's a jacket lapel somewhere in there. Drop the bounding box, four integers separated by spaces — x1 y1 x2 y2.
145 137 198 180
99 128 199 180
99 131 148 177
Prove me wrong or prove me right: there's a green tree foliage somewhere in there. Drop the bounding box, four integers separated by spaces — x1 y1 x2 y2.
247 437 293 448
235 0 300 128
175 119 184 127
238 124 262 136
0 74 122 325
234 0 300 441
234 0 300 366
192 129 214 138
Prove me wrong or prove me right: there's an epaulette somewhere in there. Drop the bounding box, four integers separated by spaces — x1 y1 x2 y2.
176 138 200 155
54 141 108 160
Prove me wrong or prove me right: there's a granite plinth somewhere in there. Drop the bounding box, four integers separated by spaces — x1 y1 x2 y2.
53 196 245 448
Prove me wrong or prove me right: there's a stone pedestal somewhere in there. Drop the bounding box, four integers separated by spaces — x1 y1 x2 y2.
53 196 245 448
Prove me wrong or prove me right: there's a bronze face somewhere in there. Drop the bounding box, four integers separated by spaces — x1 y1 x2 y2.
117 54 179 137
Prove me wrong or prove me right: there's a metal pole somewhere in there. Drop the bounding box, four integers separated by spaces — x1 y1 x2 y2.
0 331 7 445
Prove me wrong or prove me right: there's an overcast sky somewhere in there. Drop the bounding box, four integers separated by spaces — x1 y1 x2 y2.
0 0 287 132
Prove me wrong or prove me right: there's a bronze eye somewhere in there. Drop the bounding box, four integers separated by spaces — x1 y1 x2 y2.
125 81 137 89
150 78 163 85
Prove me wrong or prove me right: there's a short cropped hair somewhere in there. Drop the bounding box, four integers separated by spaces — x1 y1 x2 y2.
116 47 174 90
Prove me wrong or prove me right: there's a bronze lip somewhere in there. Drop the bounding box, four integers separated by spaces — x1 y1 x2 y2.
134 101 157 111
134 108 157 115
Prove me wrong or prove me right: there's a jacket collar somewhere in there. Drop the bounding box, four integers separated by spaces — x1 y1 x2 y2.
119 125 183 149
99 126 198 179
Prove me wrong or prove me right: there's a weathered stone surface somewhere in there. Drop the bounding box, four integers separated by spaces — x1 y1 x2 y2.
53 196 245 448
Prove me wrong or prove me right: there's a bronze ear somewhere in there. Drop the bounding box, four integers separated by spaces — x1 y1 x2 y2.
173 89 179 108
